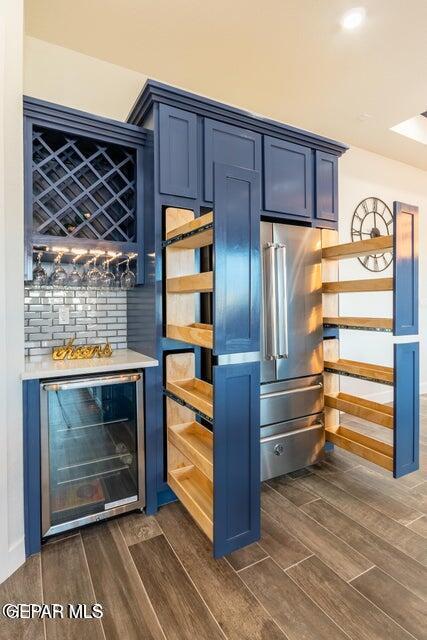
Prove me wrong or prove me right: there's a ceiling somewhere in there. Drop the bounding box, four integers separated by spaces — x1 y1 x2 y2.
25 0 427 170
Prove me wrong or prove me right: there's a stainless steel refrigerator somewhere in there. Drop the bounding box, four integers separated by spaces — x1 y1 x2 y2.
260 222 325 480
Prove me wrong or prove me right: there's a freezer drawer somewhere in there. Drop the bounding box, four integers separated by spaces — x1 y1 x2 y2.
260 375 323 427
261 415 324 481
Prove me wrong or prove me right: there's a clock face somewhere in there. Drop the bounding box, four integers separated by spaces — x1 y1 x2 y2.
351 197 393 272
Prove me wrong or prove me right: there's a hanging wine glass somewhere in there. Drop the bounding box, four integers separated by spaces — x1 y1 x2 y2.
49 253 67 288
114 263 121 289
87 255 101 289
80 258 91 288
120 257 136 289
32 251 47 288
68 255 83 288
100 258 115 289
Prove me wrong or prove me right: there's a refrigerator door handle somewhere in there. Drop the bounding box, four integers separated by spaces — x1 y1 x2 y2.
276 244 289 359
263 243 279 360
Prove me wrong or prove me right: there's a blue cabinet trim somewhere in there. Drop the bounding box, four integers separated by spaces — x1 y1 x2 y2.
264 136 313 218
213 361 260 557
23 380 42 556
393 201 419 336
213 163 261 355
315 151 338 223
159 104 198 198
204 119 261 202
394 342 419 478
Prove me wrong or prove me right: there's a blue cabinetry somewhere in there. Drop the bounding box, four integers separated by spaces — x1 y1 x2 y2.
264 136 313 218
159 104 198 198
315 151 338 223
213 164 260 355
213 361 260 557
204 119 262 202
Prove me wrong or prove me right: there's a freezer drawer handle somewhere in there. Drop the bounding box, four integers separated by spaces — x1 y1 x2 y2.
261 382 323 400
43 373 141 392
260 422 324 444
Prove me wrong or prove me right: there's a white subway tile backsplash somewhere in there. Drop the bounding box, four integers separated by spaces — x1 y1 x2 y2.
24 287 127 357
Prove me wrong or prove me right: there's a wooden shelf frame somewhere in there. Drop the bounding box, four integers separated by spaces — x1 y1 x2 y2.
166 271 213 293
168 422 213 481
168 466 213 540
164 211 213 249
322 235 393 261
323 317 393 332
322 278 393 293
166 323 213 349
325 392 393 429
325 425 393 471
166 377 213 421
324 358 394 385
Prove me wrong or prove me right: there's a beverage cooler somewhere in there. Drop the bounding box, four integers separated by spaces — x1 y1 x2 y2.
40 372 145 537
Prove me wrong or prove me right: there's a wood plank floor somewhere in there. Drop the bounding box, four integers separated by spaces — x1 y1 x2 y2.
1 395 426 640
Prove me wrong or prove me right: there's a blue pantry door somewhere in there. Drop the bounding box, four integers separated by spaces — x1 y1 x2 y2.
213 163 261 356
213 361 261 557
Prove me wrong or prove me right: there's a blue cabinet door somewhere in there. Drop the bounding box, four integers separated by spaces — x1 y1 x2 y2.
159 104 198 198
264 136 313 218
213 361 260 557
204 119 261 201
315 151 338 223
213 163 260 356
394 342 419 478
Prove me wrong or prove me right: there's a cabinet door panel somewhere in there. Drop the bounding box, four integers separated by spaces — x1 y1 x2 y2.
159 105 198 198
394 342 419 478
213 163 260 355
264 136 312 217
204 119 261 201
213 361 260 557
315 151 338 223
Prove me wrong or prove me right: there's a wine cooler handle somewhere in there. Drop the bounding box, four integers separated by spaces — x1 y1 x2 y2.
43 373 141 392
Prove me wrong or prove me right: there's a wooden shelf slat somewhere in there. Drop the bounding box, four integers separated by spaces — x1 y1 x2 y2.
325 393 393 429
166 271 213 294
165 212 213 249
166 323 213 349
323 317 393 331
168 466 213 540
324 359 394 385
325 425 393 471
323 278 393 293
322 235 394 260
166 377 213 419
168 422 213 481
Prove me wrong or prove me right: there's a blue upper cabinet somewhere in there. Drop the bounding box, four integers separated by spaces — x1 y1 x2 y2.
159 104 198 198
213 164 261 356
204 119 262 202
315 151 338 223
264 136 313 218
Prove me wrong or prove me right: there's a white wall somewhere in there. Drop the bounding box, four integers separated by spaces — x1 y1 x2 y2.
339 147 427 400
25 37 146 120
0 0 25 583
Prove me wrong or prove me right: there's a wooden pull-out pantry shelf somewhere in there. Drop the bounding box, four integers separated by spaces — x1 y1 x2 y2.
168 466 213 540
166 323 213 349
325 392 393 429
166 271 213 293
168 422 213 481
166 376 213 420
323 278 393 293
325 425 393 471
323 317 393 332
165 211 213 249
322 235 394 260
324 359 394 385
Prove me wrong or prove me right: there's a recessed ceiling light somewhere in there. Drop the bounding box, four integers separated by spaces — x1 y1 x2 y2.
341 7 366 30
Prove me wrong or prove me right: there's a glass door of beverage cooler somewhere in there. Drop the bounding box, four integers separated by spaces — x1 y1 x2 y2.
40 372 145 537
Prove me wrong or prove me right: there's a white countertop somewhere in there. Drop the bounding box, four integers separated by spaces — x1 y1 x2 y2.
22 349 158 380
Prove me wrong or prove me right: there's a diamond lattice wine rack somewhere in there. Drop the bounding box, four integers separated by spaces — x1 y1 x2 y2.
24 97 148 283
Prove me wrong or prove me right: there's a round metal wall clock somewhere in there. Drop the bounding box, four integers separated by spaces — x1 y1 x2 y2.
351 197 393 272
